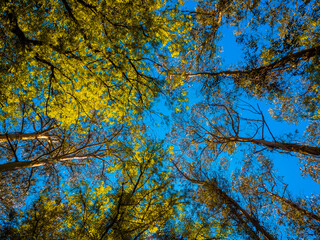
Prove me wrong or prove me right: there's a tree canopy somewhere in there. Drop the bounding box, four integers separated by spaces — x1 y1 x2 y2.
0 0 190 127
1 0 320 239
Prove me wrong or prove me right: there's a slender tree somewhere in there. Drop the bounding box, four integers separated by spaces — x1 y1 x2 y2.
172 160 277 240
169 98 320 239
1 138 183 240
232 153 320 238
171 100 320 181
0 103 126 218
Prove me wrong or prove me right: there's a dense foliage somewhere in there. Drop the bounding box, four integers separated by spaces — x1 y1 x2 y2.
1 0 319 239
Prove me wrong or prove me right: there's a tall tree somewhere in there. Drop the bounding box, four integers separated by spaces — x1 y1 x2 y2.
171 159 278 240
171 99 320 182
0 0 190 127
232 153 320 238
0 0 191 224
0 138 183 240
177 0 320 120
169 98 320 239
0 101 126 211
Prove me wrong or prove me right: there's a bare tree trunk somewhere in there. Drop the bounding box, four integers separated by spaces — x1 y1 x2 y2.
0 128 57 143
233 137 320 156
183 46 320 78
267 191 320 224
0 156 88 172
0 133 56 143
230 205 261 240
205 182 278 240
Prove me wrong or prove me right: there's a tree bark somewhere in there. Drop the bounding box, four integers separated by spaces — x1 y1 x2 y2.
230 204 261 240
0 133 56 143
0 127 57 143
267 191 320 224
0 156 88 172
229 137 320 156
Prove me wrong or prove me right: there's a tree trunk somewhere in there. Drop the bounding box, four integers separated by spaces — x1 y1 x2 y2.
0 127 56 143
233 137 320 156
0 132 56 143
268 191 320 224
184 46 320 78
230 206 261 240
172 163 277 240
0 156 88 172
205 182 278 240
